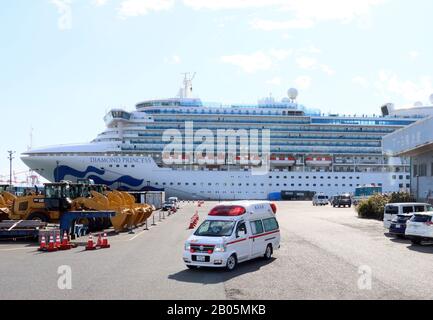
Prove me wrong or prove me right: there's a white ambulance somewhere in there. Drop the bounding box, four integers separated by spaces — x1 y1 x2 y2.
183 201 280 271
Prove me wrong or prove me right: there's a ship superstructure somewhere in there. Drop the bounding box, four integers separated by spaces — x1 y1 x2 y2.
21 76 427 200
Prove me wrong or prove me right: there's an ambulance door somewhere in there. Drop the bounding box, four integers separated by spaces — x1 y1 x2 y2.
249 219 266 257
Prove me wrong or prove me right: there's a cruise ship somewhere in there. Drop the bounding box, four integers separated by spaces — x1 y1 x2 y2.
21 75 425 200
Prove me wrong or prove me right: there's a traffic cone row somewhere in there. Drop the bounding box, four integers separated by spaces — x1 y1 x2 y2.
39 232 73 252
85 233 111 250
188 212 199 229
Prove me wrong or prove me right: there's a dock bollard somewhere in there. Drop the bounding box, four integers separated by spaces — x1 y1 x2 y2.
151 213 156 226
158 210 162 222
162 210 165 220
143 219 149 231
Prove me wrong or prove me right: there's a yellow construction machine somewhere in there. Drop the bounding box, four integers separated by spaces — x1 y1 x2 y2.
71 180 154 232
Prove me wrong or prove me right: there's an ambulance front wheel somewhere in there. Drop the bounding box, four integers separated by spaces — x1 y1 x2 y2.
226 254 237 271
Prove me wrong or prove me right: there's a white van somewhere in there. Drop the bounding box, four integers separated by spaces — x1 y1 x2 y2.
183 201 280 271
312 193 328 206
383 203 432 229
168 197 180 208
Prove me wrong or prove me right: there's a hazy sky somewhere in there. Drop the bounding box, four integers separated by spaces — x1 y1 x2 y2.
1 0 432 181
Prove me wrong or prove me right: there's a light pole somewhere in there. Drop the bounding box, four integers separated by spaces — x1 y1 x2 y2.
7 151 15 186
416 174 420 201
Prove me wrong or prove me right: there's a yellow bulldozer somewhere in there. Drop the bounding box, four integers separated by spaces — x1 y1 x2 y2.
4 181 154 233
0 185 15 221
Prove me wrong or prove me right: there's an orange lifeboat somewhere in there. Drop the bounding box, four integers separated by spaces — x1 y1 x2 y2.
270 155 296 166
305 156 333 166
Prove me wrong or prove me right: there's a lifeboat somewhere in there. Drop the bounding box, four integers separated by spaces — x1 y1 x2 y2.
305 156 333 166
270 155 296 166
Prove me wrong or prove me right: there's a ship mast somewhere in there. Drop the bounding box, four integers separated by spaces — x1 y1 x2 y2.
179 72 196 98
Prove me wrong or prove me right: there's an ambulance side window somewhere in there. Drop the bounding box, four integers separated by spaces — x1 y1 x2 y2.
250 220 264 235
236 222 247 237
262 217 279 232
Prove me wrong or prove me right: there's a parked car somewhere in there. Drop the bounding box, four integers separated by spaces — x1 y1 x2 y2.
183 201 280 271
332 194 352 207
389 214 413 237
312 194 328 206
162 201 175 211
383 203 432 229
405 210 433 245
168 196 180 209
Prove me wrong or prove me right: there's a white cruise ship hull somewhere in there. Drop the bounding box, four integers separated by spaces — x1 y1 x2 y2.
21 153 405 200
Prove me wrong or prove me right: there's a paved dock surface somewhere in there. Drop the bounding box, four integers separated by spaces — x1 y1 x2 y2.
1 201 433 300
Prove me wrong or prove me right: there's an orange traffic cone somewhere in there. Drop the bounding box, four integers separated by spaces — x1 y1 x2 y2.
85 234 97 251
96 234 103 247
59 231 72 250
38 235 47 251
47 235 58 252
100 233 111 249
55 233 62 248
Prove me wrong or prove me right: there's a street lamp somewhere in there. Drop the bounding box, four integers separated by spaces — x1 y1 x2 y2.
7 151 15 186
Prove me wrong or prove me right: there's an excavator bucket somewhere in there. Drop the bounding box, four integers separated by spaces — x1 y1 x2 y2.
110 208 134 232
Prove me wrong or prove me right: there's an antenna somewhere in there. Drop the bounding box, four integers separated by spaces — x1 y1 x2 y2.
179 72 196 98
27 126 34 151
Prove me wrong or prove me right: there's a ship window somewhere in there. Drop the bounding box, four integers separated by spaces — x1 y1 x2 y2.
193 183 196 186
298 184 302 187
291 184 295 186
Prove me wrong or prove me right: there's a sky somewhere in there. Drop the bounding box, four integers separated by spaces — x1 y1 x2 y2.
0 0 433 181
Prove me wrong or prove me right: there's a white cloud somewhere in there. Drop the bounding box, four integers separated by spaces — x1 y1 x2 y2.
165 54 181 64
118 0 174 17
51 0 72 30
375 70 433 103
295 76 312 90
250 0 386 30
182 0 286 10
268 48 293 60
251 18 314 30
352 76 369 88
296 56 335 75
221 51 273 73
93 0 108 6
221 49 292 73
266 77 282 86
296 56 317 69
409 50 420 60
